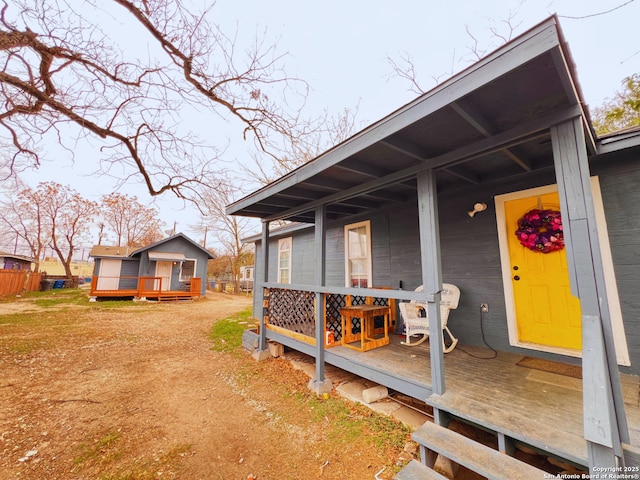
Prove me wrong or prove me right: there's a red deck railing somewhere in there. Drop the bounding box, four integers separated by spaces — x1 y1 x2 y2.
90 276 202 300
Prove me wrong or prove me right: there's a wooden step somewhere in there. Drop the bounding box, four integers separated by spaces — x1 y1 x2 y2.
426 390 588 467
412 421 549 480
394 459 449 480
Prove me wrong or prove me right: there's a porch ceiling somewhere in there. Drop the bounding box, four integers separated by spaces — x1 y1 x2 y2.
227 15 593 224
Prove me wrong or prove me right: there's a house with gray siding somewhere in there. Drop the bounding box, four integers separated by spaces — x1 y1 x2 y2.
89 233 214 301
228 16 640 478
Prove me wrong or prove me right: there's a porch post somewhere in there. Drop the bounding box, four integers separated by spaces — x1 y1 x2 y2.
253 220 271 361
309 205 332 395
551 118 629 471
416 169 445 399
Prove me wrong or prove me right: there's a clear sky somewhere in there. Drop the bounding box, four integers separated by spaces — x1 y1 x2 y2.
14 0 640 250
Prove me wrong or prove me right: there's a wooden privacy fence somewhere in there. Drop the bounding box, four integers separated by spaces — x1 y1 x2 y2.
0 270 43 296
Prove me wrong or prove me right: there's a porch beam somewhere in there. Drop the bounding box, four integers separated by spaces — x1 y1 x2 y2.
335 158 392 179
381 136 479 185
551 118 628 472
300 177 407 203
260 105 583 223
416 169 446 400
450 101 532 171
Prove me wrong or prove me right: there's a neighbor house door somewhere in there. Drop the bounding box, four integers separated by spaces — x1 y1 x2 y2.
96 259 122 291
155 261 172 291
495 179 630 364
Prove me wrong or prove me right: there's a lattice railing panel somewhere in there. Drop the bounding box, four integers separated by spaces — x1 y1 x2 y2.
351 295 367 306
267 288 316 337
372 296 389 307
265 288 396 343
349 294 394 332
324 293 346 341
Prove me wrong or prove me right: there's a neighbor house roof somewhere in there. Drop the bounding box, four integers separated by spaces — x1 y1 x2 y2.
89 233 215 260
88 245 137 258
596 125 640 155
226 15 595 224
0 251 35 263
130 233 215 259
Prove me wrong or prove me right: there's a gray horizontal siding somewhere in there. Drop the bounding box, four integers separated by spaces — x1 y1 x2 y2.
249 149 640 374
119 259 139 290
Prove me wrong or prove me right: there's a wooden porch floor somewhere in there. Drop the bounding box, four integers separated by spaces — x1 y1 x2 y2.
324 334 640 468
89 289 199 301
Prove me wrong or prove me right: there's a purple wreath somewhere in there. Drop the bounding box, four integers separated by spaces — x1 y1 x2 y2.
515 209 564 253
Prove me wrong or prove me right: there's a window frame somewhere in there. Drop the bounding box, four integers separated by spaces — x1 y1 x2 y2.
344 220 372 288
277 237 292 284
179 258 197 282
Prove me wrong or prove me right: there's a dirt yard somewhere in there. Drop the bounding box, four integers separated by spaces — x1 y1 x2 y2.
0 290 414 480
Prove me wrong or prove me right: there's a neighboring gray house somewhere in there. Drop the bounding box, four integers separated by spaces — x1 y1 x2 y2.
228 16 640 478
89 233 214 300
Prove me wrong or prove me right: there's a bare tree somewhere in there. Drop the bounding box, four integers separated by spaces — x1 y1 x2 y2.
0 0 311 202
249 105 361 186
387 2 636 96
0 182 95 278
100 192 164 247
0 182 47 271
38 183 97 281
199 183 256 294
386 11 522 95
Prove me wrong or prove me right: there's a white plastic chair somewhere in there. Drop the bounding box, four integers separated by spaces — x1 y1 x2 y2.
399 283 460 352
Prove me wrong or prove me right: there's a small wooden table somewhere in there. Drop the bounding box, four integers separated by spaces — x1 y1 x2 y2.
340 304 390 352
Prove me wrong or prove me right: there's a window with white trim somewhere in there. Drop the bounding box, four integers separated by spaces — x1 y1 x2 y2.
179 259 196 281
344 220 371 288
277 238 292 284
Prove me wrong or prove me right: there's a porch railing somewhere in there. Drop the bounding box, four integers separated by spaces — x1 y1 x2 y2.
263 286 397 346
90 276 201 298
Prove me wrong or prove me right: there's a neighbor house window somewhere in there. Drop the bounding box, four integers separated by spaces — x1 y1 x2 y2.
344 220 371 288
179 259 196 281
278 237 292 284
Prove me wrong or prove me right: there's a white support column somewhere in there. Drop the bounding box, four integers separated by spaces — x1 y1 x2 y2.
416 169 446 400
551 118 629 471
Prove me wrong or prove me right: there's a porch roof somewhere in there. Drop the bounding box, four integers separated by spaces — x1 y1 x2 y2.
227 15 593 224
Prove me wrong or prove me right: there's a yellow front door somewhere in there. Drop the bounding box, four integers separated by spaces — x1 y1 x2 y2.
504 192 582 351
